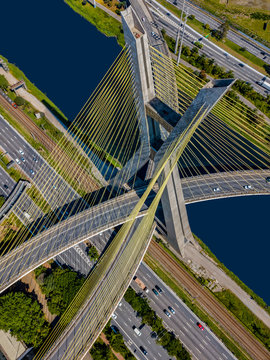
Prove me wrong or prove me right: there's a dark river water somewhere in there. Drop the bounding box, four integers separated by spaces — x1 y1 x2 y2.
1 0 269 304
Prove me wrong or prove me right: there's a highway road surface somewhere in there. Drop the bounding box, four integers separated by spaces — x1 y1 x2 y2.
159 0 270 65
146 0 270 96
0 114 78 210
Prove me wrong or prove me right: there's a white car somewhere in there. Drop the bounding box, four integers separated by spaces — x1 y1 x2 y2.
243 185 252 189
19 149 24 155
30 169 35 175
112 313 117 320
213 187 220 192
15 158 21 164
133 327 142 336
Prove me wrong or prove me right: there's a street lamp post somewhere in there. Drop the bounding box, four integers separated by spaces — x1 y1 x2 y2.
174 0 186 55
177 8 189 65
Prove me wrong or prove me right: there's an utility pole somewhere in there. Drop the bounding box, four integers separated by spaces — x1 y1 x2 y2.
93 0 96 8
177 8 189 65
174 0 186 55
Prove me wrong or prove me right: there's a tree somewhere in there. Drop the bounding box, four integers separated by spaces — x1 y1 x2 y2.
219 20 229 40
88 245 99 261
188 14 195 21
14 96 25 106
40 268 85 315
0 292 50 348
204 23 210 31
90 340 111 360
199 70 207 80
0 75 8 90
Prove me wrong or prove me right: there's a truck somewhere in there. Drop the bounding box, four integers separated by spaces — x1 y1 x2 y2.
133 276 149 293
259 78 270 92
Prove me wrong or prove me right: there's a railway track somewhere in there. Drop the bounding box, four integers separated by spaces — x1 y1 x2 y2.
0 95 99 193
147 240 270 360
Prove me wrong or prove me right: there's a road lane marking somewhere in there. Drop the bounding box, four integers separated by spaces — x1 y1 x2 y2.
146 273 151 278
174 302 179 308
128 317 131 322
199 344 205 349
206 336 211 341
190 318 194 323
183 326 188 332
202 339 207 345
186 322 192 328
222 353 228 359
194 347 201 354
158 353 162 357
179 329 185 336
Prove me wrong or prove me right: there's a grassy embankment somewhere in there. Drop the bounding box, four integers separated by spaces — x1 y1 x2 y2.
0 55 68 126
156 0 269 75
64 0 125 47
187 0 270 46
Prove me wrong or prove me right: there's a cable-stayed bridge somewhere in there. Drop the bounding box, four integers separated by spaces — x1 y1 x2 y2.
0 3 270 360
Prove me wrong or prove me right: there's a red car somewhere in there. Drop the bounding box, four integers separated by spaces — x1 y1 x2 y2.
197 322 204 331
11 102 17 109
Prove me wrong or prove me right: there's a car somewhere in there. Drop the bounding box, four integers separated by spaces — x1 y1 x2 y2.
15 158 21 164
168 306 175 314
142 17 145 21
151 31 155 36
110 325 119 334
3 184 8 189
152 288 159 296
164 309 171 318
20 157 25 162
266 177 270 183
112 313 117 320
239 63 244 67
151 331 157 338
19 149 24 155
139 346 148 355
30 169 35 175
155 285 163 293
213 187 220 192
33 156 38 162
12 102 17 108
243 185 252 189
197 322 204 330
133 326 142 336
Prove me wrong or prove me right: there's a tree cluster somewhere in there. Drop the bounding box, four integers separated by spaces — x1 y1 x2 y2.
124 287 191 359
38 267 85 316
90 339 113 360
0 292 50 348
0 75 8 91
87 244 99 261
251 12 270 21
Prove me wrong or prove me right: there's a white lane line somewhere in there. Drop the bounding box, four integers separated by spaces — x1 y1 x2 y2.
202 339 207 345
128 318 131 322
174 302 179 308
142 275 148 281
206 335 211 341
186 322 192 328
199 344 205 349
124 322 128 326
183 326 188 332
179 329 185 336
146 273 151 278
222 353 228 359
190 318 194 323
147 340 151 344
194 347 201 354
158 353 162 357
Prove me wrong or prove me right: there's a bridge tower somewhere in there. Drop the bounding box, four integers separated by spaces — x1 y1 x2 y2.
122 6 234 256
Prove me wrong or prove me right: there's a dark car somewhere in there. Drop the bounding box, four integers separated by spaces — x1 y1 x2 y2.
3 184 8 189
155 285 163 293
151 331 157 338
139 346 148 355
152 288 159 296
110 325 119 334
266 177 270 183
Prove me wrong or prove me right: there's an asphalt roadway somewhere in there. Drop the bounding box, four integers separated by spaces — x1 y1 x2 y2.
158 0 270 65
0 114 78 211
146 0 270 96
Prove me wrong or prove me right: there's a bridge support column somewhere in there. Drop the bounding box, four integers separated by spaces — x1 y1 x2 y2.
159 165 193 256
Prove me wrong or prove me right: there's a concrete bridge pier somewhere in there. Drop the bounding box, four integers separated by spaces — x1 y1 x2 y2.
159 165 193 256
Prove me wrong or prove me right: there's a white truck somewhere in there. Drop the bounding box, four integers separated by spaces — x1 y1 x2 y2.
259 78 270 92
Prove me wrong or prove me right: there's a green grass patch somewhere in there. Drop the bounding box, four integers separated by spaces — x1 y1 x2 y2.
215 289 270 350
194 234 270 314
144 253 250 360
64 0 124 47
0 55 68 126
0 196 5 209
